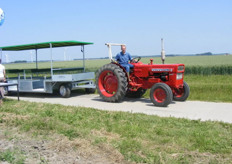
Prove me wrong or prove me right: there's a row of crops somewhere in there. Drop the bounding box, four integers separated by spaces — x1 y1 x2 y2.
5 55 232 75
6 65 232 76
185 65 232 75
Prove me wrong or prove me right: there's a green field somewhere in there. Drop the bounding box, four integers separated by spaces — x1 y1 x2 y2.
4 55 232 71
157 55 232 66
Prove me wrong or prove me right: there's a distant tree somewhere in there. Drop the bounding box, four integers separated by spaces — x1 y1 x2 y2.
14 60 27 63
196 52 213 56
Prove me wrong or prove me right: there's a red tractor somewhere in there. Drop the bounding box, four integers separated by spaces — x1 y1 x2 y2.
96 42 190 107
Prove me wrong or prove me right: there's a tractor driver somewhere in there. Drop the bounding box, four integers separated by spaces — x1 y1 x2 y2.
115 45 134 79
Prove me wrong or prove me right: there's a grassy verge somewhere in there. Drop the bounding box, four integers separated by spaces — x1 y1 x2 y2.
1 99 232 163
184 75 232 102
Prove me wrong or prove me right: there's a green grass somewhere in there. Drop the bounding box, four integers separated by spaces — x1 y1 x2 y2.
185 75 232 102
0 148 25 164
1 99 232 163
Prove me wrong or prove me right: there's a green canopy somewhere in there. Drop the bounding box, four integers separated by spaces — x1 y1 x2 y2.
0 40 93 51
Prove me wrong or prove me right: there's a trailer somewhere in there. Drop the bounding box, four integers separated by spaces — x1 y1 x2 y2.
0 41 96 97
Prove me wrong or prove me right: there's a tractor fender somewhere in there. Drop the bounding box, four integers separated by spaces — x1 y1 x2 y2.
111 62 130 82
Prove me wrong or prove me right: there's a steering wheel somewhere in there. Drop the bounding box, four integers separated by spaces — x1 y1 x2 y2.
131 57 141 63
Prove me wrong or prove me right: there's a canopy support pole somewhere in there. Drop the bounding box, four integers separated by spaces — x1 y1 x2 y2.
81 45 85 72
50 43 53 77
0 48 2 61
35 49 38 69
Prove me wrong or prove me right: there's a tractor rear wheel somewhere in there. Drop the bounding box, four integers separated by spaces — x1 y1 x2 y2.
150 83 173 107
96 64 128 102
126 88 147 98
173 81 190 101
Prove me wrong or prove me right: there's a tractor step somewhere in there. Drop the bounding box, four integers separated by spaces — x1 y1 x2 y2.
129 81 142 87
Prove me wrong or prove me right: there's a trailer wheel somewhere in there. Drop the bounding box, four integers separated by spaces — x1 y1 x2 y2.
126 88 147 98
59 85 71 98
150 83 173 107
173 81 190 101
96 64 128 102
85 88 96 94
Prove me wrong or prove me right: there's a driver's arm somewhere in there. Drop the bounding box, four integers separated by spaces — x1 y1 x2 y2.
128 53 133 62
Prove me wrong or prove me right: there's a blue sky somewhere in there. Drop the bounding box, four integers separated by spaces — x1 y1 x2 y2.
0 0 232 62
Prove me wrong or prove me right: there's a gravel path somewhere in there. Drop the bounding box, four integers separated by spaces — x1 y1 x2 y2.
8 93 232 124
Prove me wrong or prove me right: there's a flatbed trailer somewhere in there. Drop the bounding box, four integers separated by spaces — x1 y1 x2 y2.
0 41 96 97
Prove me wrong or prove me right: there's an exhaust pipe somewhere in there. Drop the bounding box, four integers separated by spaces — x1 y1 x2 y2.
161 38 165 64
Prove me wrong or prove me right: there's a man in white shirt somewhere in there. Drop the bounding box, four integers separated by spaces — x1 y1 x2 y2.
0 59 6 105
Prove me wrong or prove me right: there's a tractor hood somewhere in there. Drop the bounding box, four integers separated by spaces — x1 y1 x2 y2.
149 64 185 73
132 63 185 77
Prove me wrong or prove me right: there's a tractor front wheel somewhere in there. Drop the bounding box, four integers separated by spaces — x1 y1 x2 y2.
173 81 190 101
96 64 128 102
150 83 173 107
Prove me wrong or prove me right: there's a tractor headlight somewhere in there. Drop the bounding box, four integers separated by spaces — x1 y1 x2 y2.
178 66 184 71
176 73 183 80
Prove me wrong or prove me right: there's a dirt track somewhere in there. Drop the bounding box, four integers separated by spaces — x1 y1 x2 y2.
8 93 232 124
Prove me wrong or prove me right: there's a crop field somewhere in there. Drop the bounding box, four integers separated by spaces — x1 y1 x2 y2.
4 55 232 73
156 55 232 66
